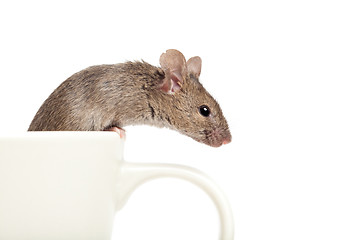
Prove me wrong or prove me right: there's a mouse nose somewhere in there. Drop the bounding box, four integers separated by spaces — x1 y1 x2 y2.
221 133 232 145
222 138 231 145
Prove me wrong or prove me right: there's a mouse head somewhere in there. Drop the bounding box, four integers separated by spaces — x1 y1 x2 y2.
158 49 231 147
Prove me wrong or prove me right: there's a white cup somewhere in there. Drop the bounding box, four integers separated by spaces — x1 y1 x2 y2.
0 132 233 240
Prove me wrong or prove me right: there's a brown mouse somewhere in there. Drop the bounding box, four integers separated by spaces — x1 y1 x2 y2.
28 49 231 147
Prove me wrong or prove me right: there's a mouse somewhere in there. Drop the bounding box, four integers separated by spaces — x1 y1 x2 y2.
28 49 231 147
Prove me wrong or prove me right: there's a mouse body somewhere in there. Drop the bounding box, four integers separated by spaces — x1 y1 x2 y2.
28 49 231 147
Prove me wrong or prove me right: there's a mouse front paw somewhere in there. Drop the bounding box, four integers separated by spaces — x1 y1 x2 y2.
105 127 126 139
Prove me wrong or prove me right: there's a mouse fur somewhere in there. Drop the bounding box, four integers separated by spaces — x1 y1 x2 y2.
28 49 231 147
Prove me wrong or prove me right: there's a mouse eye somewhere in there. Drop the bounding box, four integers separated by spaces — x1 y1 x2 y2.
199 105 211 117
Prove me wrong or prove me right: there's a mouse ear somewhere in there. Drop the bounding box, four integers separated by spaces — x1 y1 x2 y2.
159 49 187 94
186 56 202 78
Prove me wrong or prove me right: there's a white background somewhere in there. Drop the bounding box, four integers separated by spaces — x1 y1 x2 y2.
1 0 359 239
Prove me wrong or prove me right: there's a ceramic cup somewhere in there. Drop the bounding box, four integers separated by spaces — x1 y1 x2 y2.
0 132 233 240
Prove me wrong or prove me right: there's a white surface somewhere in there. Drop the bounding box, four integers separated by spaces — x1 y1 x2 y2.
1 0 360 239
0 132 122 240
0 132 233 240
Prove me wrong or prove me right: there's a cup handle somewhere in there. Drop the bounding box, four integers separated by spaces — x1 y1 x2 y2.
116 161 234 240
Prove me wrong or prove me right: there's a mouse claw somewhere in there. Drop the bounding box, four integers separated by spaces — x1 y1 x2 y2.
106 127 126 139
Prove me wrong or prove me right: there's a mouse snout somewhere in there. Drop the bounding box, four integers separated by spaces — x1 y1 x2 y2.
204 128 231 147
222 138 231 145
221 131 232 145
